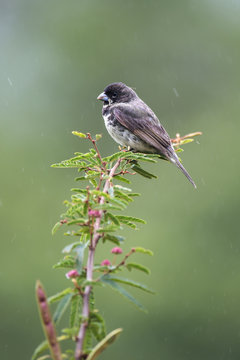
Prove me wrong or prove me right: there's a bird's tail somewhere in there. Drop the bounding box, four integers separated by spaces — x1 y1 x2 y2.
170 155 197 189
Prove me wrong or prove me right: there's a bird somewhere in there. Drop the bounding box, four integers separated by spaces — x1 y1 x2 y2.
97 82 196 188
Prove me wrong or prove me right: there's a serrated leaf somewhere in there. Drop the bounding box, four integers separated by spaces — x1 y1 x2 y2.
93 203 123 211
89 178 98 187
105 212 121 226
103 234 125 245
48 288 73 304
114 190 133 202
102 151 125 163
53 256 75 269
53 293 73 324
100 276 146 312
83 326 93 354
102 274 154 294
108 197 127 208
120 221 137 229
97 224 120 233
126 262 151 275
90 312 106 341
74 241 89 274
116 215 146 224
114 185 131 192
86 328 123 360
62 242 82 254
72 131 87 138
131 164 157 179
134 247 153 256
128 193 140 197
71 188 87 195
67 218 87 225
52 222 62 235
125 153 158 163
114 175 131 184
69 295 81 329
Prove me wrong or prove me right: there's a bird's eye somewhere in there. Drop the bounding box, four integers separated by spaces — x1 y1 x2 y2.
112 92 117 98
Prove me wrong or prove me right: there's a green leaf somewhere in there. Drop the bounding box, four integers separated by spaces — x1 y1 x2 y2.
100 276 146 312
114 190 133 202
53 293 73 324
31 339 49 360
32 336 69 360
105 212 121 226
131 164 157 179
86 328 123 360
114 175 131 184
36 355 51 360
71 188 87 195
125 153 158 163
97 224 120 233
134 247 153 256
72 131 87 138
89 178 98 188
114 184 132 192
108 197 127 209
53 256 75 269
67 218 87 225
128 192 140 197
52 222 62 235
48 288 73 304
83 326 93 354
62 242 82 254
126 262 151 275
115 215 146 224
102 274 154 294
69 295 81 329
102 151 125 162
75 176 87 181
93 203 123 211
119 221 137 229
103 234 125 245
74 242 89 274
180 138 194 145
90 312 106 341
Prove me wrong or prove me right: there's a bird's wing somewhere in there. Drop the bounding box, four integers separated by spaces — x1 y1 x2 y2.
112 103 172 154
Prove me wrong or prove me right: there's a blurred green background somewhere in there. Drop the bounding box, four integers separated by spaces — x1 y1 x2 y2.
1 0 240 359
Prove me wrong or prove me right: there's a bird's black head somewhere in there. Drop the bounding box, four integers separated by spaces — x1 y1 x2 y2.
97 82 137 104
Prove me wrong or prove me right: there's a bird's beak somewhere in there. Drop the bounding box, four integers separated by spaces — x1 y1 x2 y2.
97 92 109 102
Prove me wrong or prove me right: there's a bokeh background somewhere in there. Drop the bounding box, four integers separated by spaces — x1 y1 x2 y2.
1 0 240 359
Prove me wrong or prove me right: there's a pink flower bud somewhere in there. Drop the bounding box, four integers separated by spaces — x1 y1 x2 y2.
88 210 101 218
101 259 111 266
65 269 79 279
111 247 123 254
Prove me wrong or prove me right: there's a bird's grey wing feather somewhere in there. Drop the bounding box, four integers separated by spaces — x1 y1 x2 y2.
113 103 172 156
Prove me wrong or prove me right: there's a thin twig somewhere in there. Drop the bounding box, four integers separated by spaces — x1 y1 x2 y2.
74 159 121 360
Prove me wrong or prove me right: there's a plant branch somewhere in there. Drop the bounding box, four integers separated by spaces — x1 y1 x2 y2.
74 159 121 360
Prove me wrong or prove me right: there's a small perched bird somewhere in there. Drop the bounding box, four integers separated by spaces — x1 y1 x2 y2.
97 82 196 188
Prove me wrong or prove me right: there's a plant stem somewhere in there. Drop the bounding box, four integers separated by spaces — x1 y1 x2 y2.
74 159 121 360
